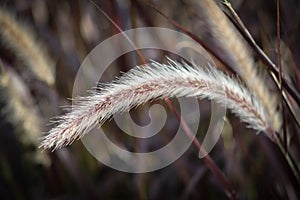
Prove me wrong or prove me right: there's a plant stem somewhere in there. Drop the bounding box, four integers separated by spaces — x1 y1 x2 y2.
223 0 300 186
90 2 238 198
165 98 238 200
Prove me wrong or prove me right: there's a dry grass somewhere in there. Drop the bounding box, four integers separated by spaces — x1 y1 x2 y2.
0 0 299 199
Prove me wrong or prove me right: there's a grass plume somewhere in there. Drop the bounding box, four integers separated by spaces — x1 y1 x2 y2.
0 8 55 86
40 59 275 150
193 0 282 132
0 66 42 145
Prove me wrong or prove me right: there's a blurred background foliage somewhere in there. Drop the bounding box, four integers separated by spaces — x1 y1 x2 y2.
0 0 300 199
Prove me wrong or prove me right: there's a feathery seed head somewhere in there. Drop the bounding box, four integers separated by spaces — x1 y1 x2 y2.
40 59 275 150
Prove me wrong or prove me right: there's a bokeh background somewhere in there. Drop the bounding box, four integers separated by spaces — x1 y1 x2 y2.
0 0 300 199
